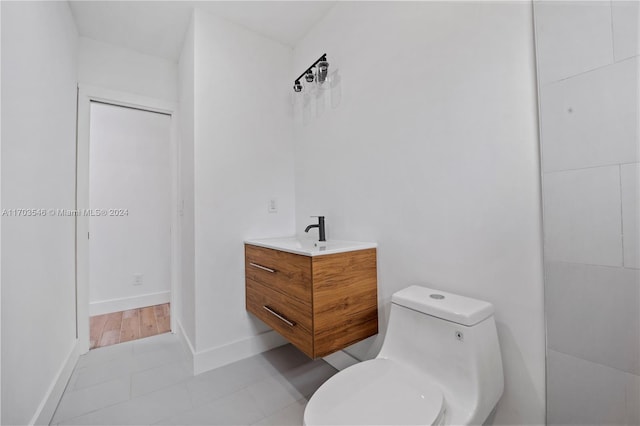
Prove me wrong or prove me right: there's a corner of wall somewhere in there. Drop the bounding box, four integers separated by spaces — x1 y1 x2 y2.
188 7 296 363
192 331 287 375
31 341 80 426
175 319 196 374
0 1 3 421
1 1 80 423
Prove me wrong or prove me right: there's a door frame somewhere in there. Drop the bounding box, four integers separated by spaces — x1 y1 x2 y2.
76 84 180 353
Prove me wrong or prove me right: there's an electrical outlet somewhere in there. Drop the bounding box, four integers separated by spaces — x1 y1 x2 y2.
268 198 278 213
133 273 143 286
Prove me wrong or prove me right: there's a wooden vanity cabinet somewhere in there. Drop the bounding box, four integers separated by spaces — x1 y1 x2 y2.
245 244 378 358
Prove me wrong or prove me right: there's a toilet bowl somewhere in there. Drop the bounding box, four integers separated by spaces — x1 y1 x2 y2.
304 285 504 426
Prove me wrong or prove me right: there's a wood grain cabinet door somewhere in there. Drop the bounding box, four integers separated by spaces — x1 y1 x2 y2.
246 279 314 357
311 249 378 357
245 245 312 304
245 244 378 359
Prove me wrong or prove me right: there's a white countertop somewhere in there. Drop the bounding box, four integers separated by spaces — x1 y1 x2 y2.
245 236 377 257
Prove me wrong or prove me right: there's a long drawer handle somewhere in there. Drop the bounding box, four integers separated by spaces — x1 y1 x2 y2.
263 306 296 327
249 262 276 273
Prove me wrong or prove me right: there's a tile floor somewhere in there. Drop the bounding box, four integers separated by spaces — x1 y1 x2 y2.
51 333 338 425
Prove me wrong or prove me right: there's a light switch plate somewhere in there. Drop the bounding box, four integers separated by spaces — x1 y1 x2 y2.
268 198 278 213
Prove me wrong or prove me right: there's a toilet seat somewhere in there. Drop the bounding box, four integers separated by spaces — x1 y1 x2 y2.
304 358 446 426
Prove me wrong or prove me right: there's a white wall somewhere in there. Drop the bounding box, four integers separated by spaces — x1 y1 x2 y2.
78 36 177 102
535 1 640 424
190 8 296 362
1 1 78 424
177 14 197 348
1 3 4 422
292 2 545 424
89 102 171 315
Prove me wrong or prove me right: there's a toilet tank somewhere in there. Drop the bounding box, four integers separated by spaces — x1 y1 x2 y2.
377 286 504 425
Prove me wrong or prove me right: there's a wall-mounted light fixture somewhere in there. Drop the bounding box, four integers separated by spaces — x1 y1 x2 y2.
293 53 329 92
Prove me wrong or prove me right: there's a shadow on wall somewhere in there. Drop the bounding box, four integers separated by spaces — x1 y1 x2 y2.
340 294 390 361
492 322 544 425
296 69 342 126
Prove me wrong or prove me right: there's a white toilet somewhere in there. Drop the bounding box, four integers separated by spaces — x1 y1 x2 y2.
304 285 504 425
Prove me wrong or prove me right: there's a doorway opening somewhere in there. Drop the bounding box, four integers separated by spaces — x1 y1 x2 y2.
87 101 172 349
76 87 179 353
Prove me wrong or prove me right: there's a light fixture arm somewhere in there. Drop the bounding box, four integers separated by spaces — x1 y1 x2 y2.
293 53 327 91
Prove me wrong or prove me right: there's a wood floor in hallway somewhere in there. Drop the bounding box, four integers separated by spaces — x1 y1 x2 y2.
90 303 170 349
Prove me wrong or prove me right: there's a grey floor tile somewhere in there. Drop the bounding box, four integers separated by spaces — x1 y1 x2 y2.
131 343 185 370
76 341 134 369
133 332 180 355
52 376 131 424
186 354 274 407
131 360 192 398
252 399 307 426
54 337 335 426
279 360 337 398
59 384 192 425
71 341 185 392
258 345 314 376
247 375 304 418
72 356 134 390
156 388 264 425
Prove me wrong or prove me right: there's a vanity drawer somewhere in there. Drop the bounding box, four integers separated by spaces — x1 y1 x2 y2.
245 245 312 304
246 279 313 357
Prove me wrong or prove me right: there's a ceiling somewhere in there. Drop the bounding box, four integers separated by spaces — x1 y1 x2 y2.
68 1 336 62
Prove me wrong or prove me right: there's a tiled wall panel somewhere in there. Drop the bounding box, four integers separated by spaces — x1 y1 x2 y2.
543 166 623 266
540 58 639 172
536 1 639 424
612 0 640 61
547 350 629 425
535 1 614 85
621 163 640 269
545 261 640 374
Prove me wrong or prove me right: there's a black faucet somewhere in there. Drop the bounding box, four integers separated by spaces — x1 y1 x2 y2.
304 216 326 242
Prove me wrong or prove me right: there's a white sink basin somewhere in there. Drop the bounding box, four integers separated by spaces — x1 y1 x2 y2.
245 237 377 257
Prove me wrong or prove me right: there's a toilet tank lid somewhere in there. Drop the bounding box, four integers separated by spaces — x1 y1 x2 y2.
392 285 494 326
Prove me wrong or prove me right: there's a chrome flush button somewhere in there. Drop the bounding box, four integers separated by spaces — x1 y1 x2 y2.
430 294 445 300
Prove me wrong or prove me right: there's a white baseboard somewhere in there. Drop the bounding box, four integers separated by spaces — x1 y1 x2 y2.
31 340 80 425
175 319 287 376
193 331 287 375
89 291 170 316
175 319 195 374
323 350 360 371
